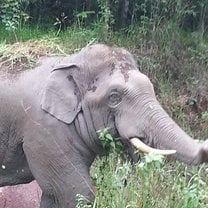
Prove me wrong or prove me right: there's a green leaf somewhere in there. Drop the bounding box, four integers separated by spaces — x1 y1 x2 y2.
105 133 113 141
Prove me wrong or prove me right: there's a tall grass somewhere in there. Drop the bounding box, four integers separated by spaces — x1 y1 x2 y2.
78 152 208 208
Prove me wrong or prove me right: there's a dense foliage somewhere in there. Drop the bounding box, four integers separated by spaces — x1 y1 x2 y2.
0 0 208 31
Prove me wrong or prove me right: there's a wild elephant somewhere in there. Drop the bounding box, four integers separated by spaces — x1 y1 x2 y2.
0 44 208 207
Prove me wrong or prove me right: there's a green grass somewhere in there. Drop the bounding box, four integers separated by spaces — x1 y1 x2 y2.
0 23 208 208
86 153 208 208
0 24 51 42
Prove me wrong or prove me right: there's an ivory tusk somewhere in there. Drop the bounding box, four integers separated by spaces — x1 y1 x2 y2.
130 138 176 155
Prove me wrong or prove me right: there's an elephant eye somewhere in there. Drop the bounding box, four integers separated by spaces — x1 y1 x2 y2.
108 90 122 107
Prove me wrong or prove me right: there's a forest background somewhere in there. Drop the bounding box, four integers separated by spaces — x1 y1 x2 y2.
0 0 208 207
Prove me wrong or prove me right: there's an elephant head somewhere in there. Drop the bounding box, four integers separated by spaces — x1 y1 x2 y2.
41 44 208 165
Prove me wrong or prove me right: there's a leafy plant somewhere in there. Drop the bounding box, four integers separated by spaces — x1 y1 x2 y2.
0 0 29 40
97 128 124 154
97 0 114 39
54 12 68 35
75 11 95 28
91 151 208 208
76 194 94 208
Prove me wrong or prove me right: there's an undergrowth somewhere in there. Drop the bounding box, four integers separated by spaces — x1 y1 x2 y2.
77 152 208 208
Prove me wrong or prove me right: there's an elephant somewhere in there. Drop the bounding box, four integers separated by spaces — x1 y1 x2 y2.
0 181 41 208
0 44 208 208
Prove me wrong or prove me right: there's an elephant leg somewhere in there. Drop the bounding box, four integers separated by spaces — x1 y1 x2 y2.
37 162 94 208
23 135 95 208
40 193 56 208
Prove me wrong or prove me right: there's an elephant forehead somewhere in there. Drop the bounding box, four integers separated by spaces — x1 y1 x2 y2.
127 71 154 90
108 70 127 85
85 71 126 98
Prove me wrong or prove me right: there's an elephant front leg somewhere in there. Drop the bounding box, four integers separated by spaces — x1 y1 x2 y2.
40 193 56 208
38 163 95 208
23 143 95 208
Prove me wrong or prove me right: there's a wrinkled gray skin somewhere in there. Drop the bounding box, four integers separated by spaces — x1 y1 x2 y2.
0 44 208 208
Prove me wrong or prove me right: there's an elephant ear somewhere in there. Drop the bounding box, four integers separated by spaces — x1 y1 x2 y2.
41 63 81 124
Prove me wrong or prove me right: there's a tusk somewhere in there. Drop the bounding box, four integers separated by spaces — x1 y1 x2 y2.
130 138 176 155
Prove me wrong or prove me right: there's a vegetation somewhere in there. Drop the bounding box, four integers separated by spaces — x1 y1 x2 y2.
88 152 208 208
0 0 208 207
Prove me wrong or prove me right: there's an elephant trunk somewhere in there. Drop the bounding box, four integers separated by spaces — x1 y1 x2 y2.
156 122 202 164
142 101 207 165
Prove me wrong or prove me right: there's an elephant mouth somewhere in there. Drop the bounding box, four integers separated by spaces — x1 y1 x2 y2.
130 138 176 155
